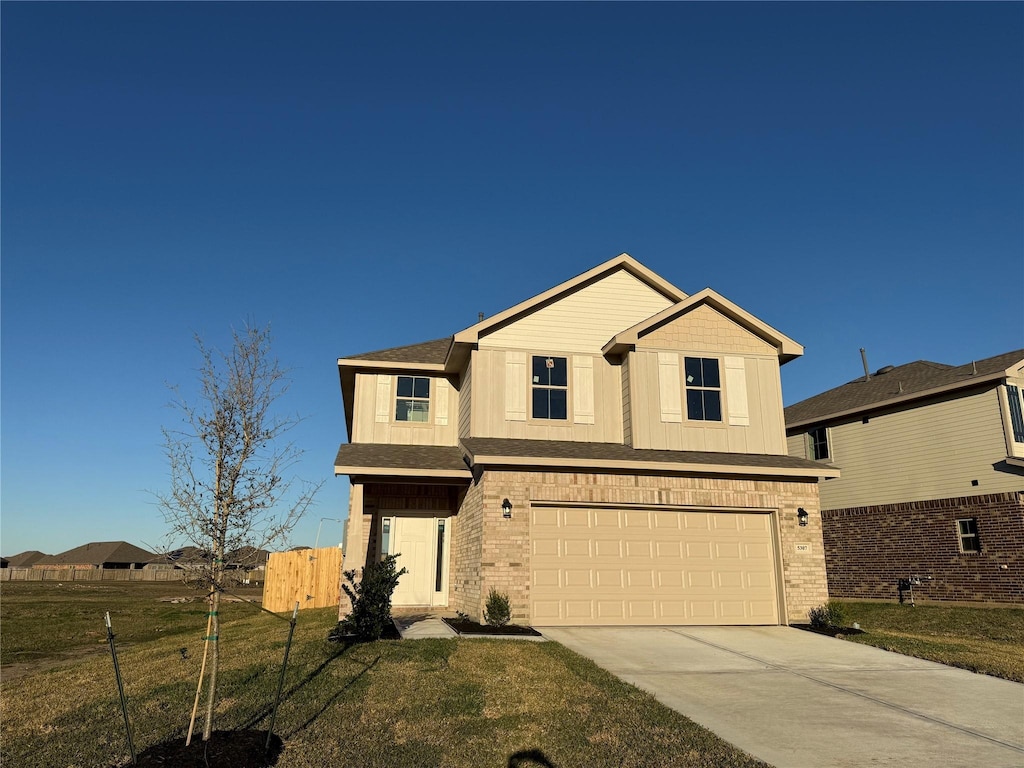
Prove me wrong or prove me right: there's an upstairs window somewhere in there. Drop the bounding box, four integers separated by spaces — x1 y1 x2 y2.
1007 385 1024 443
532 356 568 420
684 357 722 421
809 426 830 461
395 376 430 422
957 518 980 553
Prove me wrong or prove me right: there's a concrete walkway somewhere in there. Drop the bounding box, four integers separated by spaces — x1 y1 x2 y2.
540 626 1024 768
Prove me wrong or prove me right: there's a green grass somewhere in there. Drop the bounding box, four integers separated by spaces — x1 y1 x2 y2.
1 583 767 768
835 600 1024 682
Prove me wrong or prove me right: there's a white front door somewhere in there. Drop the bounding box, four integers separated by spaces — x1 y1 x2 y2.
386 515 448 607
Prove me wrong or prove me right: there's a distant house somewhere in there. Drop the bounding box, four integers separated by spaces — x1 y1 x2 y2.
786 349 1024 604
225 547 271 570
5 551 48 568
144 546 212 571
35 541 156 570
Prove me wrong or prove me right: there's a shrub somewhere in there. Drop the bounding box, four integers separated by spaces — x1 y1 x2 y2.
332 554 407 641
808 600 848 629
483 588 512 627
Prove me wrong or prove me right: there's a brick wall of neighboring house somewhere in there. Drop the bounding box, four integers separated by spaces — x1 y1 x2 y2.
821 491 1024 604
457 469 827 624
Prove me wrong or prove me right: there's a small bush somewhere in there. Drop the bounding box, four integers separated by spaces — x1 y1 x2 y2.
483 588 512 627
808 600 848 629
333 554 407 641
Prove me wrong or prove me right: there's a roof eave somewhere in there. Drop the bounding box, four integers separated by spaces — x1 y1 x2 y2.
333 465 473 480
786 369 1009 430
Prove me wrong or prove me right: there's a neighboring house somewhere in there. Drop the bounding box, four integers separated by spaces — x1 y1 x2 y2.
786 350 1024 604
144 546 212 571
4 551 48 568
34 541 155 570
334 254 837 627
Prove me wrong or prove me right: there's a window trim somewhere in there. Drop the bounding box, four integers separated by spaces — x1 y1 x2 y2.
956 518 981 554
1006 384 1024 444
394 375 432 424
529 354 570 422
682 356 724 424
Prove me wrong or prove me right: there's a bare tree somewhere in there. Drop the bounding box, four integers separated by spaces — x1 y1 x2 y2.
155 323 322 741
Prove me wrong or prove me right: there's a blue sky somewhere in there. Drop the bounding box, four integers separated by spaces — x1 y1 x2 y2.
3 3 1022 558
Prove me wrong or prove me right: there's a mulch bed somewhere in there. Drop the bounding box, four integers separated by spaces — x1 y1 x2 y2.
122 730 283 767
792 623 865 638
442 617 543 637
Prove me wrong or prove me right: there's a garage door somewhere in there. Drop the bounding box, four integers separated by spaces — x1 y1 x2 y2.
530 507 779 626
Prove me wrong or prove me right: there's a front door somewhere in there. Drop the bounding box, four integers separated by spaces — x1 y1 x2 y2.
385 515 448 606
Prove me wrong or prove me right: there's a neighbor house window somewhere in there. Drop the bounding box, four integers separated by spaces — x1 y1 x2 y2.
684 357 722 421
395 376 430 422
1007 385 1024 443
957 518 980 553
809 427 830 460
532 356 567 420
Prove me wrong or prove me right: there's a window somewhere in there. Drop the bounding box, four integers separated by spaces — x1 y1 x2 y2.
809 427 830 460
380 518 392 559
395 376 430 422
532 356 567 420
684 357 722 421
1007 385 1024 443
957 518 980 553
435 519 446 592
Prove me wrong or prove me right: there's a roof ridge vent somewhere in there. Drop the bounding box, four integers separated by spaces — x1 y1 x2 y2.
875 365 895 375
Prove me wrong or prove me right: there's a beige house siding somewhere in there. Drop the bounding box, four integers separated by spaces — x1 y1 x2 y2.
351 372 459 446
621 355 633 446
469 348 623 443
638 304 778 356
792 387 1023 509
456 469 827 625
458 362 472 439
480 269 674 354
629 350 786 454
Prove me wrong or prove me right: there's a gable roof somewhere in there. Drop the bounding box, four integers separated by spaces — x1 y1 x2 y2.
451 253 687 349
786 349 1024 429
4 550 48 567
602 287 804 363
37 541 156 567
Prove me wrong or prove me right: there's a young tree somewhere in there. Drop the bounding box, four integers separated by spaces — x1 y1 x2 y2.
156 323 322 741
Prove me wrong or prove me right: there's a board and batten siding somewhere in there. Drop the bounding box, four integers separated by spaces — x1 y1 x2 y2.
480 269 674 354
458 363 473 439
469 347 623 442
629 350 786 454
790 386 1022 509
621 354 633 446
351 372 459 446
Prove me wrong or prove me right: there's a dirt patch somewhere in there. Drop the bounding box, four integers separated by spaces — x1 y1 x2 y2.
2 645 108 683
115 730 283 767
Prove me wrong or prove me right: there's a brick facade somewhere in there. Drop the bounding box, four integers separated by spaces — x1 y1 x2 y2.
821 491 1024 604
450 469 828 624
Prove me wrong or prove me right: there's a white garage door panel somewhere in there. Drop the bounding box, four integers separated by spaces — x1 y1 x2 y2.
530 507 780 626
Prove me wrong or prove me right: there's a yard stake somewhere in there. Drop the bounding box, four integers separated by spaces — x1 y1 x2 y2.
265 602 299 754
186 592 215 746
105 612 136 766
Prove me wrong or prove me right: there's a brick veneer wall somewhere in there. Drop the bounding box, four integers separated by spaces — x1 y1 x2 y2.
451 469 827 624
821 491 1024 604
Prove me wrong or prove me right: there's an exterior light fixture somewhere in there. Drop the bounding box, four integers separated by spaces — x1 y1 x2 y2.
797 508 809 527
502 498 513 518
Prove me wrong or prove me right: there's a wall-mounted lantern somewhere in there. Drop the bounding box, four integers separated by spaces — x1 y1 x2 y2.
502 498 513 519
797 508 809 527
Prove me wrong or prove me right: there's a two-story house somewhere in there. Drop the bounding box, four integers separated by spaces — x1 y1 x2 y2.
786 350 1024 604
335 254 837 627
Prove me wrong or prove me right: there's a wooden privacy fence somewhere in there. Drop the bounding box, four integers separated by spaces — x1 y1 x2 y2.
262 547 343 613
0 568 264 583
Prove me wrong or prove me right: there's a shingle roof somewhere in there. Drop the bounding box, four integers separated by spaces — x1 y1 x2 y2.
785 349 1024 427
334 443 470 473
341 337 452 365
37 541 156 567
460 437 831 473
4 550 48 567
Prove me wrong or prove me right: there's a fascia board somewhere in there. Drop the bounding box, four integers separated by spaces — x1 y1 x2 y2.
333 466 473 479
786 371 1008 431
337 358 447 373
466 453 839 479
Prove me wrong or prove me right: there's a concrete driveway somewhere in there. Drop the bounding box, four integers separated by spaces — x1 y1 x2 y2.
540 626 1024 768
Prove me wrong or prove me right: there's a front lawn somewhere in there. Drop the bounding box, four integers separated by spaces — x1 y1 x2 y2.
835 600 1024 683
1 590 766 768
